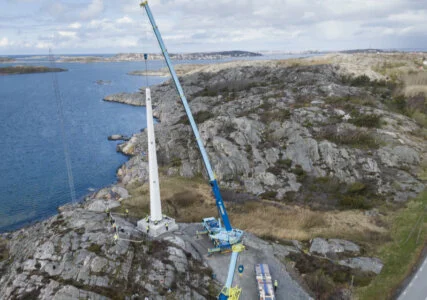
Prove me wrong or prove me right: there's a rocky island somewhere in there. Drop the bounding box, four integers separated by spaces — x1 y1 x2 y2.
0 65 67 75
1 52 427 299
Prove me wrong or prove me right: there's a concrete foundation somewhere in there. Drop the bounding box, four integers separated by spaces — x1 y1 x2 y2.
137 215 178 237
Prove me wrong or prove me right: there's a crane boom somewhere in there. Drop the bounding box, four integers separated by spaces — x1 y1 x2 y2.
140 1 232 231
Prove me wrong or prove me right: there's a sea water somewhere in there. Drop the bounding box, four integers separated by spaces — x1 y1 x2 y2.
0 58 167 232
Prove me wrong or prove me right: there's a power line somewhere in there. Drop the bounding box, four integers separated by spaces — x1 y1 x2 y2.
49 49 77 204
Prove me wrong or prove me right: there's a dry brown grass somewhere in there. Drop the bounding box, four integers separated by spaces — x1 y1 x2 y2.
122 175 217 222
276 57 332 67
403 72 427 97
122 176 387 246
230 201 386 243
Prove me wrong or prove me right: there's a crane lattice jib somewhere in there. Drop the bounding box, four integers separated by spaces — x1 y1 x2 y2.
140 1 232 231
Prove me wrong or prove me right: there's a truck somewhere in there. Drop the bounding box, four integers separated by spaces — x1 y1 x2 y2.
255 264 276 300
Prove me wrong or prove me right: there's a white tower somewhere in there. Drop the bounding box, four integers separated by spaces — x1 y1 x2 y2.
137 88 178 237
146 88 162 222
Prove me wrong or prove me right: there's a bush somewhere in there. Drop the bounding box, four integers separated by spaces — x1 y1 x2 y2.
411 110 427 127
350 113 382 128
267 166 282 176
261 191 277 200
260 108 291 124
87 243 102 254
347 182 367 194
170 156 182 167
305 270 335 299
292 164 306 181
316 126 379 149
194 111 214 124
277 158 292 168
339 195 371 209
351 74 371 86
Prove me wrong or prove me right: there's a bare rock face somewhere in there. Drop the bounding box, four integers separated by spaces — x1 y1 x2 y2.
309 238 361 256
339 257 384 274
0 201 214 299
113 61 425 204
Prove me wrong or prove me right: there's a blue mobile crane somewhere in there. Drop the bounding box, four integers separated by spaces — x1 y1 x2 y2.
140 2 244 299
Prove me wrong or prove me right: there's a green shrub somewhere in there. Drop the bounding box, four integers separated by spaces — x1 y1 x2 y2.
347 182 367 194
87 243 102 254
316 126 379 149
292 165 306 181
194 111 214 123
411 110 427 127
350 113 382 128
170 156 182 167
305 270 335 299
339 195 371 209
261 191 277 200
267 166 282 176
277 158 292 168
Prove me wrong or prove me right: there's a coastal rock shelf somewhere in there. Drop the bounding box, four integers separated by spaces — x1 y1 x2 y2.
103 92 145 106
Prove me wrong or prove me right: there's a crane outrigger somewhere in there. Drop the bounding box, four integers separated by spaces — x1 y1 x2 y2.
139 2 244 299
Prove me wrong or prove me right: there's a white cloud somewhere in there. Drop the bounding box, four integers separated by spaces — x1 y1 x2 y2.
80 0 104 20
388 10 427 24
58 31 77 38
0 37 10 47
116 37 138 47
116 16 133 24
68 22 82 29
1 0 427 54
35 41 51 49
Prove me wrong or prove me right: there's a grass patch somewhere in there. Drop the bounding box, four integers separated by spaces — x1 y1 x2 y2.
87 243 102 254
355 191 427 299
259 108 291 123
350 113 382 128
316 126 380 149
122 174 216 223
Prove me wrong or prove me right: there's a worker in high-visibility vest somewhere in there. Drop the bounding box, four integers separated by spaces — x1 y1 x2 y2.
113 233 118 244
165 222 169 231
146 225 150 234
274 279 278 292
125 209 129 217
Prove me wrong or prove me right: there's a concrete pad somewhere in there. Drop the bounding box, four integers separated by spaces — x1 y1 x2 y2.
137 215 178 237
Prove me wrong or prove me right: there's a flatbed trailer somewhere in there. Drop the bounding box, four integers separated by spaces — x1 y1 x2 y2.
255 264 275 300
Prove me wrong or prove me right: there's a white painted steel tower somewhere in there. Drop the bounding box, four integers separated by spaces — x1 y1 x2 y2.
146 88 162 222
137 88 178 237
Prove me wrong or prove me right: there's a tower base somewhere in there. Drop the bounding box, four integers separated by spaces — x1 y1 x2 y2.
137 215 178 237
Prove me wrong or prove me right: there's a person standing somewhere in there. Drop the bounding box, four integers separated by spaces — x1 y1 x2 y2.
165 222 169 231
274 279 278 292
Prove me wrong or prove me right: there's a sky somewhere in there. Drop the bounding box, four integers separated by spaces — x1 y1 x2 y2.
0 0 426 55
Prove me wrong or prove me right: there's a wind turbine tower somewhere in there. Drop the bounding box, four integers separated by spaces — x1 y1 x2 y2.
137 88 178 237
